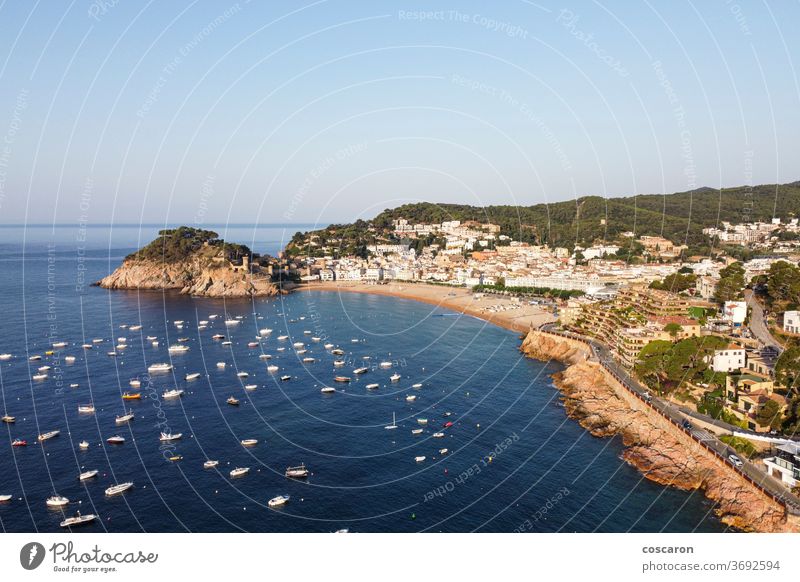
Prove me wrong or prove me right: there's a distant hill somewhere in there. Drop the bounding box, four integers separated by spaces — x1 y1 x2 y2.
287 181 800 256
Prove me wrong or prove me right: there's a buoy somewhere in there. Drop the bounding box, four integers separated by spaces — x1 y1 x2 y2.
411 513 416 520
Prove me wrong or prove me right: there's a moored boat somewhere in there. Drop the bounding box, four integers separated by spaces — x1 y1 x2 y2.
60 512 97 528
12 438 26 447
203 460 219 469
320 386 335 394
79 469 98 480
162 388 184 399
115 411 134 424
268 494 290 507
185 372 201 381
285 464 309 478
240 438 258 446
230 467 250 477
227 396 240 406
334 376 351 383
122 392 141 400
46 495 69 507
148 363 173 373
106 435 125 444
38 430 60 441
105 482 133 496
159 432 182 442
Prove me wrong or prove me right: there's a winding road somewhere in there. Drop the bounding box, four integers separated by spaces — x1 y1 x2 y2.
745 289 783 353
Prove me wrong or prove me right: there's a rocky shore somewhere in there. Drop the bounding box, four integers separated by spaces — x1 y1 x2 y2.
96 258 279 298
521 329 800 532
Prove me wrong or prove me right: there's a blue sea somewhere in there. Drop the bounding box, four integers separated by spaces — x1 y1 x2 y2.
0 225 726 532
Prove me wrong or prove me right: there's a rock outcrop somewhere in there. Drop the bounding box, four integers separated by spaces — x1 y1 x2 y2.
521 329 800 532
97 258 279 298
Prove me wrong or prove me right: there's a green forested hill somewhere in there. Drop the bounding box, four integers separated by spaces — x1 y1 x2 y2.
286 181 800 256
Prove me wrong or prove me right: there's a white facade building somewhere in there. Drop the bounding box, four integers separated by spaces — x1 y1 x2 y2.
784 310 800 334
712 346 746 373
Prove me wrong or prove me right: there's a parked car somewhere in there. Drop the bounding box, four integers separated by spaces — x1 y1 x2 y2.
728 454 744 468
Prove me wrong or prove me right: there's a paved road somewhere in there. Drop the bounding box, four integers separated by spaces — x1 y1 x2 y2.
539 323 800 514
745 289 783 353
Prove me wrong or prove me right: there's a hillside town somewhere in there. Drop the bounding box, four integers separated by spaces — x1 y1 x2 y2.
287 215 800 492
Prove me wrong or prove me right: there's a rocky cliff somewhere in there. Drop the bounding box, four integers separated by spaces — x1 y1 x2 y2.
97 258 279 298
521 329 799 532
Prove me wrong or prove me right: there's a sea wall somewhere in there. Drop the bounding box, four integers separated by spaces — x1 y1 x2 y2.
521 329 800 532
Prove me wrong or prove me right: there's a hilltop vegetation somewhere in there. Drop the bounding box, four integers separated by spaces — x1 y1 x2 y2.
127 227 253 264
286 181 800 256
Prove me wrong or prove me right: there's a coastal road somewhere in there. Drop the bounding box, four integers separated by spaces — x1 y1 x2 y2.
540 323 800 514
745 289 783 353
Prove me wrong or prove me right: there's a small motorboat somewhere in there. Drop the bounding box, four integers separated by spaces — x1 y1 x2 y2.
259 328 272 336
216 362 226 368
285 464 309 478
12 438 26 447
280 375 291 381
65 356 76 363
366 383 379 390
320 387 335 394
224 319 241 326
176 337 189 343
38 365 52 372
411 428 423 435
0 353 12 360
105 482 133 496
106 435 125 444
244 384 257 391
0 495 12 502
116 411 135 424
130 325 142 331
92 338 103 343
259 354 272 360
162 389 184 399
69 383 79 388
221 341 233 346
412 383 423 389
379 361 393 368
267 365 279 372
302 357 315 363
331 348 344 355
122 392 141 400
236 372 249 378
185 372 201 381
390 373 401 382
416 418 428 425
230 467 250 478
212 334 225 340
334 376 351 383
247 342 259 348
169 455 182 462
227 396 240 406
159 432 182 442
292 342 304 349
1 415 15 424
79 440 89 449
323 343 334 349
415 456 426 463
432 432 445 438
32 373 48 381
268 494 290 508
107 351 118 356
311 337 321 342
148 363 173 373
439 448 449 455
38 430 60 441
353 367 369 375
333 360 345 367
203 460 219 469
46 495 69 507
277 335 288 341
241 439 258 446
405 395 417 402
79 469 98 481
60 512 98 528
52 341 68 348
168 345 190 354
81 344 92 349
78 404 95 414
29 355 42 361
443 421 454 428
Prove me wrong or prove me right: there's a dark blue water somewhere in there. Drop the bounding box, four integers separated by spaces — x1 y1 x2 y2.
0 229 726 532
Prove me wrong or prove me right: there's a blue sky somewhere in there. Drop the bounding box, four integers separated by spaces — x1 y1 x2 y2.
0 0 797 226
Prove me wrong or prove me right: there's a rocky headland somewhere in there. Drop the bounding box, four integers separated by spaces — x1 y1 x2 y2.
521 329 800 532
96 227 280 298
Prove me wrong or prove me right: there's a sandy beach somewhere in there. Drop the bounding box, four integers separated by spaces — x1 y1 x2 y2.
293 281 556 333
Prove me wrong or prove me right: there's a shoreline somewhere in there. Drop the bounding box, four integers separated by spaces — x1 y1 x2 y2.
292 281 556 334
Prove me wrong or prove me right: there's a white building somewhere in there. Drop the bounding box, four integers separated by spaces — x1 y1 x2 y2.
722 301 747 325
784 310 800 334
712 345 746 373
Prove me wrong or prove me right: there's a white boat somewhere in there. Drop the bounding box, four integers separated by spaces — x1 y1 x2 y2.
174 320 184 326
236 372 249 378
52 342 68 348
117 337 127 343
146 336 157 341
331 349 344 355
333 360 345 367
0 354 12 360
216 362 226 369
248 342 259 348
38 430 60 441
405 395 417 402
390 373 401 382
416 418 428 425
302 357 315 363
129 379 141 387
411 428 423 435
29 355 42 361
61 513 97 528
285 464 309 478
105 482 133 496
148 363 173 373
106 435 125 444
384 413 398 430
366 383 379 390
259 354 272 360
208 314 218 319
267 365 279 372
159 432 182 442
320 386 335 394
293 342 304 348
81 344 92 349
78 404 95 413
38 365 51 372
69 383 79 388
32 373 48 381
245 384 257 391
351 339 359 343
439 448 449 455
168 344 189 354
353 367 368 375
130 325 142 331
221 341 232 346
230 467 250 477
311 337 321 342
277 335 288 341
280 375 291 381
203 460 219 469
259 328 272 335
303 330 312 335
46 495 69 507
107 351 118 357
116 411 135 424
115 344 127 350
268 494 290 508
412 383 423 389
224 319 240 326
162 389 184 399
212 334 225 340
323 343 334 349
415 456 426 463
79 440 90 450
241 439 258 446
199 320 209 326
296 349 308 355
185 372 201 381
92 338 103 343
65 356 76 362
79 469 98 480
379 361 393 368
0 495 12 502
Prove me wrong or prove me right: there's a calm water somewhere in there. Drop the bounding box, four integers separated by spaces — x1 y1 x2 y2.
0 229 726 532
